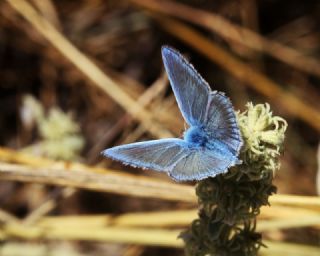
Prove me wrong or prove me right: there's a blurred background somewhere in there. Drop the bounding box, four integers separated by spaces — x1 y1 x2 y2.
0 0 319 255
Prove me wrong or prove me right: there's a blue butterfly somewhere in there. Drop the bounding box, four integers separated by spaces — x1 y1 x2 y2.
102 46 243 181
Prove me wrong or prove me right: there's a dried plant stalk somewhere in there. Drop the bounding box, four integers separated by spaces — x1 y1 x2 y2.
1 147 320 208
6 0 172 139
0 162 196 202
131 0 320 77
0 223 320 256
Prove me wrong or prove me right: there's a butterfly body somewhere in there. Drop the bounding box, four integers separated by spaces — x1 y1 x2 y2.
102 46 243 181
183 126 208 147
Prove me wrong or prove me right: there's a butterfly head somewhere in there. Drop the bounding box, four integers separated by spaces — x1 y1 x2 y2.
184 126 208 148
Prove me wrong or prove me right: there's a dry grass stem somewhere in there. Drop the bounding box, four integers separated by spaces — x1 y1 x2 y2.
1 148 320 208
261 241 320 256
0 224 184 247
131 0 320 78
0 162 196 203
257 215 320 231
37 210 198 228
6 0 172 139
2 207 318 234
268 194 320 208
260 205 320 218
1 161 320 208
0 209 19 224
22 188 75 225
33 206 320 230
1 207 320 253
1 224 320 255
31 0 61 28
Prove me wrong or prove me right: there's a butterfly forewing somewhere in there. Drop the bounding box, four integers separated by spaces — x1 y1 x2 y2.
102 139 188 172
162 46 210 127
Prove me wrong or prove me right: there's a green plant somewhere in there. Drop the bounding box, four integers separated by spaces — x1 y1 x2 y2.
182 103 287 256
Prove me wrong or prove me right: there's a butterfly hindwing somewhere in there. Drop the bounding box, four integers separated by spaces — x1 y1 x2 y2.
169 147 237 181
102 138 188 172
161 46 210 127
205 92 243 154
